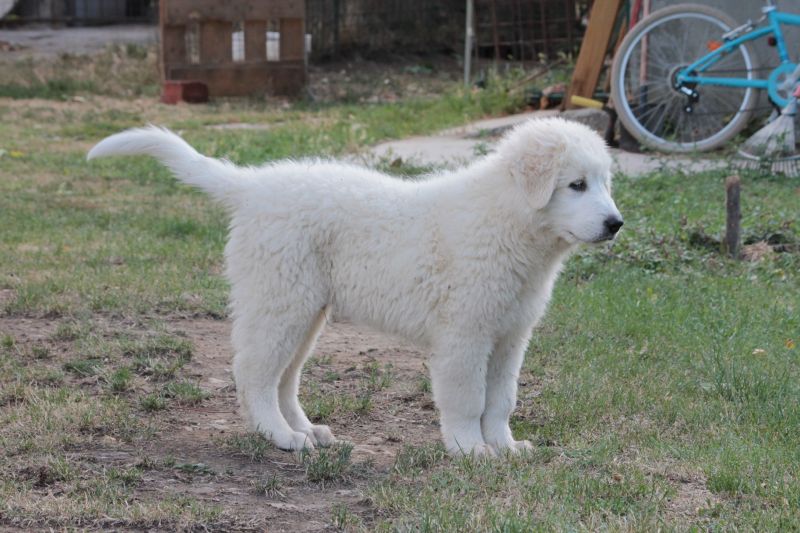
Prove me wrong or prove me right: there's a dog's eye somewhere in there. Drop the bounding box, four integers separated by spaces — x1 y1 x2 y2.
568 179 587 192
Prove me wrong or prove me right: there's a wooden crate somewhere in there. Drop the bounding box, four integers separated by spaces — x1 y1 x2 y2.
159 0 306 98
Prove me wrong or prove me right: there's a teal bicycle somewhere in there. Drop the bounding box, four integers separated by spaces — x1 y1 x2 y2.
610 0 800 153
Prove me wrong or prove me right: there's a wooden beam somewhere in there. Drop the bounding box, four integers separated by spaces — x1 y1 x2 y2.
163 0 304 24
280 18 305 61
168 62 305 96
161 26 186 74
244 20 267 61
564 0 623 109
200 21 233 65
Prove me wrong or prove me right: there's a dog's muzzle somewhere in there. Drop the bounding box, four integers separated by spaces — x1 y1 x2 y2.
605 216 624 235
594 216 624 242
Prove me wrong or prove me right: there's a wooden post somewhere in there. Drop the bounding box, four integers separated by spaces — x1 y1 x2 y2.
490 0 500 62
564 0 624 108
724 175 741 259
464 0 474 86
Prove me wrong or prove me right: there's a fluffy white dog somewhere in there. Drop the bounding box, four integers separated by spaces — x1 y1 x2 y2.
88 118 622 456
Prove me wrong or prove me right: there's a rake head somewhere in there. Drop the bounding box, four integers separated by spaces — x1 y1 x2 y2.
736 85 800 176
733 154 800 178
738 97 797 160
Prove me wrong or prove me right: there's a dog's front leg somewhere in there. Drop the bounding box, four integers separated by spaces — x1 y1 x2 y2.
481 333 534 454
429 335 494 456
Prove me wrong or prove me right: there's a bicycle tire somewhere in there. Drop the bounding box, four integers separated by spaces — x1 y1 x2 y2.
611 4 760 153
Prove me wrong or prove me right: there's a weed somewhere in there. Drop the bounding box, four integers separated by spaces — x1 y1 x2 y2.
332 503 363 530
393 444 447 475
417 376 432 394
106 466 143 488
353 393 372 415
302 386 373 422
30 345 50 360
123 334 192 360
106 367 133 392
164 381 209 405
63 358 102 376
173 462 215 476
322 370 340 383
126 334 193 380
139 393 167 412
309 354 333 366
222 432 273 462
52 321 89 342
363 361 393 391
301 442 355 484
251 475 284 498
2 334 15 349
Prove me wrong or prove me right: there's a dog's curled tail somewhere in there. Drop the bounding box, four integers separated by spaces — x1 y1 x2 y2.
87 126 244 201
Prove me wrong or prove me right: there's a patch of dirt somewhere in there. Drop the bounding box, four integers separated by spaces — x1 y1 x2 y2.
171 317 436 458
307 56 461 104
0 315 436 530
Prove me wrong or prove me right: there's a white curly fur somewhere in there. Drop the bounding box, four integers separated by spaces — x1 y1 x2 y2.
88 118 622 456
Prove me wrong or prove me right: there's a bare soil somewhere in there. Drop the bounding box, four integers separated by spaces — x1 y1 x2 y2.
1 315 437 531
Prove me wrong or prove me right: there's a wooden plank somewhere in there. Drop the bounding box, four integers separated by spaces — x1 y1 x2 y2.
280 18 304 61
160 25 186 75
564 0 623 109
724 175 741 259
200 20 233 64
244 20 267 61
168 62 305 96
164 0 303 24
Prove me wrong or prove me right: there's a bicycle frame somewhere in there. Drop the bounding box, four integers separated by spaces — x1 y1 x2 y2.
676 7 800 103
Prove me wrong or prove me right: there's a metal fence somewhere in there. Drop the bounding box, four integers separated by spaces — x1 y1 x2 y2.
475 0 583 61
305 0 464 60
305 0 588 61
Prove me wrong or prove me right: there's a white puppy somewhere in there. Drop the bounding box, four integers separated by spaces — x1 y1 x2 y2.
88 118 622 456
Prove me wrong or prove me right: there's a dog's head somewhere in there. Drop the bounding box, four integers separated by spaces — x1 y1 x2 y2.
498 117 623 244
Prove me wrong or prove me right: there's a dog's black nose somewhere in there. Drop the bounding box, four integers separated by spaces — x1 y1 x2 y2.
604 217 624 235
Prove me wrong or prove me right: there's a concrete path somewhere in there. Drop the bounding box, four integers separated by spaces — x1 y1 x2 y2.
370 110 727 176
0 25 157 56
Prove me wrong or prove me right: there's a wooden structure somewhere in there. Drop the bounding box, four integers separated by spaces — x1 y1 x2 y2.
564 0 623 108
159 0 306 98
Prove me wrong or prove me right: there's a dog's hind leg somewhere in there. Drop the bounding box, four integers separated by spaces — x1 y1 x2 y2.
481 332 533 454
278 306 336 446
232 304 324 451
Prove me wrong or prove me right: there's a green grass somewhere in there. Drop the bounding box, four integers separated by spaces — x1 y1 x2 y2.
368 169 800 530
0 45 159 99
301 442 356 484
220 432 274 462
163 381 209 405
1 55 798 529
251 474 284 498
0 79 100 100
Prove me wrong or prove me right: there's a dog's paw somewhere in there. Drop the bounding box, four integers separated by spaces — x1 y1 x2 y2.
509 439 534 453
489 439 534 455
450 443 496 458
294 424 336 447
309 424 336 446
274 430 316 451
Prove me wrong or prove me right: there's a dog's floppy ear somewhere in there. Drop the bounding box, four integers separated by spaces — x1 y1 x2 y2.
500 123 566 210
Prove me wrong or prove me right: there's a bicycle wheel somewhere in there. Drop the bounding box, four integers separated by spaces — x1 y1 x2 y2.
611 4 759 153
